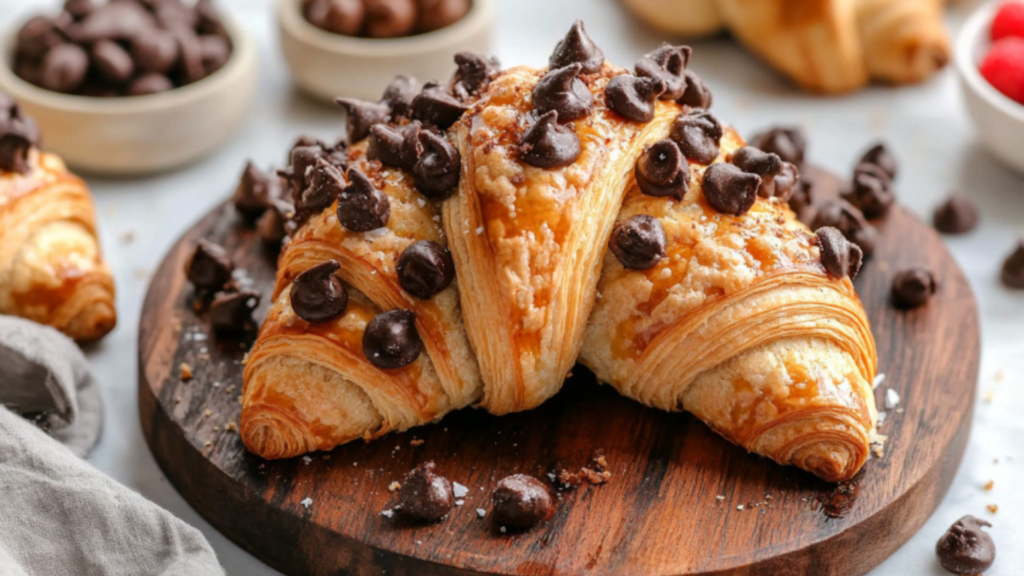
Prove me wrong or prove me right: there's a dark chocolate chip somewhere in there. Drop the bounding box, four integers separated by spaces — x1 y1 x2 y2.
635 139 689 199
64 0 96 20
936 516 996 575
859 142 897 180
519 110 581 169
0 101 41 174
173 27 205 84
15 16 66 63
127 73 173 96
789 179 816 226
634 43 691 101
66 1 155 43
411 81 470 129
185 240 234 291
363 0 417 38
532 63 593 122
363 309 422 369
40 43 89 93
335 97 390 143
891 267 936 309
702 162 761 216
381 74 420 119
258 198 295 246
452 52 499 96
548 20 604 74
416 0 470 33
297 158 345 219
669 110 723 165
1002 241 1024 289
605 74 665 123
199 34 231 75
290 260 349 323
492 474 553 530
748 126 806 166
368 123 406 168
815 227 863 280
841 163 894 219
609 214 666 270
678 70 712 109
396 461 453 521
131 30 179 75
337 168 390 231
153 0 198 30
311 0 365 35
91 39 134 84
233 161 278 221
812 198 877 258
196 0 228 36
410 129 462 200
933 193 979 235
281 143 326 201
397 240 455 299
210 289 260 334
731 146 800 201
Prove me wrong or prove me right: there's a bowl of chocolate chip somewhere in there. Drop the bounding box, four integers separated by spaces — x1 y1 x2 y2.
278 0 494 102
0 0 258 175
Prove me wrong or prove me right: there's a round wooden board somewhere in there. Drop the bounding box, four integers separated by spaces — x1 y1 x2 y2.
139 166 980 576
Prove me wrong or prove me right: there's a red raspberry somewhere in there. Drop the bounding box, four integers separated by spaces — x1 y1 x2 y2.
980 37 1024 103
992 1 1024 41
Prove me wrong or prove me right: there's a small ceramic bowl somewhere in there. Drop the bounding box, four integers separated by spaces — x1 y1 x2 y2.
955 2 1024 174
0 14 258 176
278 0 494 103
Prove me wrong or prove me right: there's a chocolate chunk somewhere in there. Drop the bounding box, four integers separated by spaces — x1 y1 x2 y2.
635 43 691 101
815 227 863 280
548 20 604 74
185 240 234 291
748 126 806 166
199 35 231 75
258 198 294 246
812 198 877 257
409 129 462 200
40 44 89 93
678 70 712 109
936 516 996 575
635 139 689 199
309 0 364 35
210 289 260 334
669 110 723 165
290 260 349 323
381 74 420 119
532 63 594 122
411 81 470 129
66 1 155 43
15 16 67 63
842 163 894 219
789 179 816 226
128 73 173 96
397 240 455 299
233 162 278 221
337 168 390 231
363 0 416 38
702 163 761 216
416 0 469 32
859 142 897 180
131 30 179 75
335 97 390 143
609 214 666 270
519 110 581 169
297 159 345 219
933 193 979 235
363 309 422 369
173 27 205 84
891 268 936 309
452 52 499 96
731 146 800 201
64 0 96 20
91 40 134 84
492 474 553 530
368 123 406 168
1001 241 1024 289
396 461 453 521
0 101 41 174
605 75 665 123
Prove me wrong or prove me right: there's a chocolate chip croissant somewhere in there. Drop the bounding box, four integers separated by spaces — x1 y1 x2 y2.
0 97 116 342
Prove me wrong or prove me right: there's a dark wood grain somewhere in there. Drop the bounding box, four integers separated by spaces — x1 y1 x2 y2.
138 166 980 576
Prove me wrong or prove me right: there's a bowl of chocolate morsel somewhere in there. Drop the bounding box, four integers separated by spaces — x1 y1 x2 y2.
278 0 494 102
0 0 257 175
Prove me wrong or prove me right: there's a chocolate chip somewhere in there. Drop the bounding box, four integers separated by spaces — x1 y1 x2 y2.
363 0 416 38
519 110 581 169
396 461 453 521
210 289 260 334
841 163 894 219
40 44 89 93
815 227 863 280
185 240 234 291
131 30 179 75
933 193 979 235
0 101 41 174
669 110 723 165
789 179 816 226
173 27 206 84
258 199 294 246
1001 241 1024 289
91 39 134 84
678 70 712 109
381 74 420 119
64 0 96 20
309 0 364 35
409 129 461 200
859 142 897 180
936 516 996 575
891 268 936 309
290 260 349 323
335 97 390 143
416 0 470 33
66 1 155 43
15 17 66 64
635 139 688 199
282 144 325 200
154 0 198 30
702 162 761 216
199 34 231 75
397 240 455 299
411 81 470 129
635 43 691 101
368 123 406 168
337 168 390 231
812 198 877 257
749 126 806 166
452 52 499 96
492 474 553 530
233 162 278 221
363 309 422 369
605 75 665 123
532 63 594 122
196 0 227 37
548 20 604 74
297 158 345 219
609 214 666 270
731 146 800 201
128 73 173 96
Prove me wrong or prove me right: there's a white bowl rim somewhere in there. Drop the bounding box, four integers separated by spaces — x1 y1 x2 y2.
278 0 495 58
955 0 1024 124
0 11 257 115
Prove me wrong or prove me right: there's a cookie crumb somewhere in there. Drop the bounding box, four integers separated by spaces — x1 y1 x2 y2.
984 480 995 491
180 363 193 381
987 504 998 514
410 438 425 447
388 481 401 492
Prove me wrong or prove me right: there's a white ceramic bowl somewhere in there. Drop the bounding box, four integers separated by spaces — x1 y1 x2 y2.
0 14 258 176
278 0 494 103
955 1 1024 174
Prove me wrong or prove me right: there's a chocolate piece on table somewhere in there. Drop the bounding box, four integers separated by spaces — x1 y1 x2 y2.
0 100 41 175
289 260 349 323
233 162 278 221
635 139 689 199
933 193 979 234
131 30 179 75
891 268 937 309
532 63 593 122
381 75 420 119
935 516 996 576
128 73 173 96
396 461 454 521
368 123 406 168
416 0 470 33
410 82 470 130
678 70 712 109
397 240 455 299
452 52 499 96
548 20 604 74
363 309 422 369
859 142 897 180
605 75 665 123
634 43 691 101
210 289 260 334
199 35 231 75
337 168 390 231
335 97 390 143
609 214 666 270
363 0 416 38
40 44 89 93
519 110 580 169
91 39 134 84
669 110 723 165
307 0 364 36
815 227 863 280
409 129 461 200
702 162 761 216
812 198 877 257
842 162 894 219
185 239 234 291
748 126 806 166
491 474 553 530
1001 241 1024 289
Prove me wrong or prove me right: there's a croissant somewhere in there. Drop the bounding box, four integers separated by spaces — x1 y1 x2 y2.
0 98 116 342
240 23 878 482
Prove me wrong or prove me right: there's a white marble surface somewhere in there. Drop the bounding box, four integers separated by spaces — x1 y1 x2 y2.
5 0 1022 574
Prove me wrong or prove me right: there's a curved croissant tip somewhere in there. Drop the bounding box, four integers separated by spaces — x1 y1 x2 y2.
241 408 312 460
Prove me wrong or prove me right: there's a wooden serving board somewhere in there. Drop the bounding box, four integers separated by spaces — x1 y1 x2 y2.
139 167 980 576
